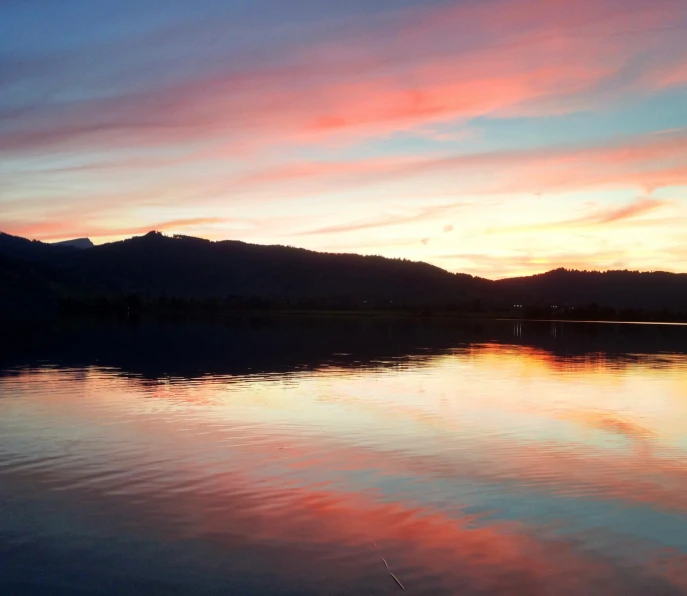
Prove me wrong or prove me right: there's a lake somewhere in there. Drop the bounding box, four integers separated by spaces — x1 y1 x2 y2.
2 316 687 595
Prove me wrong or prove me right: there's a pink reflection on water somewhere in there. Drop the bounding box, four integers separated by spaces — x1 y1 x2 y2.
2 342 687 594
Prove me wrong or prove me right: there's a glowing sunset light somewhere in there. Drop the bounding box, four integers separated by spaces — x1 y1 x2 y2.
1 0 686 277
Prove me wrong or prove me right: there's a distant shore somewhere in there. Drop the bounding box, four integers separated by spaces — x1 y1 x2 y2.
54 301 687 325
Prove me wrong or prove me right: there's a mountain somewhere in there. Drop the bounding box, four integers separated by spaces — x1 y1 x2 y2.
1 231 686 318
0 231 491 310
74 231 490 303
52 238 94 249
0 232 77 263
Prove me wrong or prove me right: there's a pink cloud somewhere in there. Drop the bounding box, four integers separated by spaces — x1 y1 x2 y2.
5 128 685 248
9 130 684 246
1 0 685 157
232 130 687 200
3 0 686 274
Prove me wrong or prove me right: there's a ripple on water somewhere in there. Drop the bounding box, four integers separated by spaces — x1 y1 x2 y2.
2 326 687 595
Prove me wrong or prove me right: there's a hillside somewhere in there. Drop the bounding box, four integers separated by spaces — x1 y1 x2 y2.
1 231 687 318
495 268 687 311
0 253 76 315
0 231 492 310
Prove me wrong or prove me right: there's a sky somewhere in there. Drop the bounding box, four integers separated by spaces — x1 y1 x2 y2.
1 0 687 279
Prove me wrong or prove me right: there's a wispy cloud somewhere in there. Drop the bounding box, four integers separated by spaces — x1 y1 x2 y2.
581 198 669 225
1 0 685 157
486 197 670 235
225 130 687 199
436 249 636 279
2 0 687 276
290 203 465 236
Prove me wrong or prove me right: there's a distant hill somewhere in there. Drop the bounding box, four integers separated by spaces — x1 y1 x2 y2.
1 231 686 318
0 232 77 263
52 238 94 249
495 268 687 311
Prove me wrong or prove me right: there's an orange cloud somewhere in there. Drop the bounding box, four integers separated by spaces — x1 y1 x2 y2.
290 202 465 236
588 198 668 224
436 250 634 279
485 197 670 235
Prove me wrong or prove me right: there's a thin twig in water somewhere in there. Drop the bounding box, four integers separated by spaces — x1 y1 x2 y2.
389 572 405 591
382 558 389 570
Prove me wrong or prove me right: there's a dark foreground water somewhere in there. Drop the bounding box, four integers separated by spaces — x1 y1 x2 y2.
1 316 687 595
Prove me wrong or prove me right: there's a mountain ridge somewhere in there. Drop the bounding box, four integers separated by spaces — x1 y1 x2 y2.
1 230 686 317
52 237 94 249
4 230 681 278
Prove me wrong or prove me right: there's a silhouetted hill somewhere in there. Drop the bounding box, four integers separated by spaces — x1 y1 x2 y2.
495 268 687 311
0 232 77 263
52 238 94 249
1 231 687 318
71 231 490 304
0 231 491 311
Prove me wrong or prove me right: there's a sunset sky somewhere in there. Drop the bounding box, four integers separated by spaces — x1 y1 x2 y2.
1 0 687 278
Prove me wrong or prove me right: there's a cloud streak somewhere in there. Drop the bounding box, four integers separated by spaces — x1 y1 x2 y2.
290 202 465 236
486 197 670 235
581 198 668 225
2 0 687 275
1 0 686 157
226 130 687 199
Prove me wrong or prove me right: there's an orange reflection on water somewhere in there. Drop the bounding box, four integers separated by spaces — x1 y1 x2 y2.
2 339 687 594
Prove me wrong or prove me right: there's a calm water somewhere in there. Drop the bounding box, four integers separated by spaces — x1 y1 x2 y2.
2 317 687 595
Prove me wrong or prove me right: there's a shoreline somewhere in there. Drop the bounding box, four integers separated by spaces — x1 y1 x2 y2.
47 307 687 326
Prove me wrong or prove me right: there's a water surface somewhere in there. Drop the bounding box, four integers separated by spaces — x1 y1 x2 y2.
2 317 687 595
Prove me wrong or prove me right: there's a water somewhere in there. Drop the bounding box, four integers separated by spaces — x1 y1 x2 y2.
2 316 687 595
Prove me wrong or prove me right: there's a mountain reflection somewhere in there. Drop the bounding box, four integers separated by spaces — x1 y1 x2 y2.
3 315 687 381
1 317 687 595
